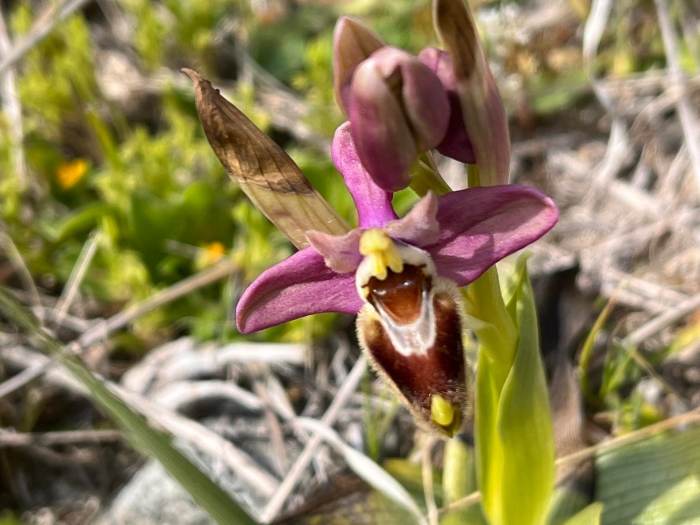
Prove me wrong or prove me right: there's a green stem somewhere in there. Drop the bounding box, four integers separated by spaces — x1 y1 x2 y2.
465 266 518 388
464 164 518 388
409 152 452 197
441 439 485 525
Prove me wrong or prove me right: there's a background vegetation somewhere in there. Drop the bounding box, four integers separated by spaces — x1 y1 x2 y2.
1 0 700 524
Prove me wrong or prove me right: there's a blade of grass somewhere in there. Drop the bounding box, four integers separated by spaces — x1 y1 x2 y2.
578 295 616 403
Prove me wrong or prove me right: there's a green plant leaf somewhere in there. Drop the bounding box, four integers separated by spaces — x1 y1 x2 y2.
476 254 555 525
497 255 555 525
562 503 603 525
595 426 700 524
441 439 486 525
0 288 258 525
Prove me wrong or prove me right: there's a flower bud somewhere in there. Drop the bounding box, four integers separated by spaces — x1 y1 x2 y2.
433 0 511 186
333 16 385 115
349 47 450 192
418 47 475 164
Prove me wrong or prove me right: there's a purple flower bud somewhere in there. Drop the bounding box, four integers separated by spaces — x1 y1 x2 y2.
434 0 511 186
419 47 475 164
333 16 385 116
349 47 450 192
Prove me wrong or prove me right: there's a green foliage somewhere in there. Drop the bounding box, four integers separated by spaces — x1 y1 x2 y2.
3 1 361 347
562 504 604 525
596 427 700 524
472 254 555 525
0 510 21 525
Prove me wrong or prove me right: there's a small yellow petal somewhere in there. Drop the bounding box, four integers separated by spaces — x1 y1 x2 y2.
56 159 89 190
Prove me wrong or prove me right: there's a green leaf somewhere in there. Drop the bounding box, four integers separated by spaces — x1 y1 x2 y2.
548 488 597 525
579 296 615 403
497 256 555 525
0 288 257 525
40 202 110 242
475 352 505 521
475 254 555 525
562 503 603 525
595 427 700 524
441 439 486 525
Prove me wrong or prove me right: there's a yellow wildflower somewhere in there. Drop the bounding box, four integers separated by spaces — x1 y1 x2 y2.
197 242 226 268
56 159 89 190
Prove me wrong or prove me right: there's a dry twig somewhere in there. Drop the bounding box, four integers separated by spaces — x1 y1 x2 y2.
653 0 700 192
260 357 367 523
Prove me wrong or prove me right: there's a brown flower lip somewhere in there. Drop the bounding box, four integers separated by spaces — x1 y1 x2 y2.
358 265 468 438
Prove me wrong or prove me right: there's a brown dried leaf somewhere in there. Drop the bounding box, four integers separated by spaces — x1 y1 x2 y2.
183 68 350 249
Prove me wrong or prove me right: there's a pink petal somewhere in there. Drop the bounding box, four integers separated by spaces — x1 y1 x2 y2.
427 185 558 285
332 123 398 228
236 247 362 334
418 47 475 164
383 191 440 246
306 229 364 273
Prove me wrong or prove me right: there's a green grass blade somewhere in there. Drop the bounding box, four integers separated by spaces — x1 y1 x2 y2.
579 296 616 403
0 288 258 525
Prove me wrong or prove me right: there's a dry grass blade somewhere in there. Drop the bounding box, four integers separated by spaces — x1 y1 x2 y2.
261 356 367 523
0 429 122 448
183 68 350 249
622 291 700 347
77 258 239 349
0 289 258 525
0 230 42 319
0 9 27 188
295 417 428 525
653 0 700 192
54 230 100 323
114 384 279 498
0 361 52 400
0 260 239 400
438 490 482 516
557 407 700 467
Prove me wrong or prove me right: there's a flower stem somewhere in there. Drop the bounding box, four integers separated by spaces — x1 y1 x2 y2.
465 164 517 386
409 152 452 196
441 438 485 525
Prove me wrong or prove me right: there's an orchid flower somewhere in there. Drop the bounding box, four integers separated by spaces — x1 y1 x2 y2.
236 123 558 436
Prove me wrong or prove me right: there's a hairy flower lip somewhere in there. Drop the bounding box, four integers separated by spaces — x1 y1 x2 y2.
357 275 468 438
